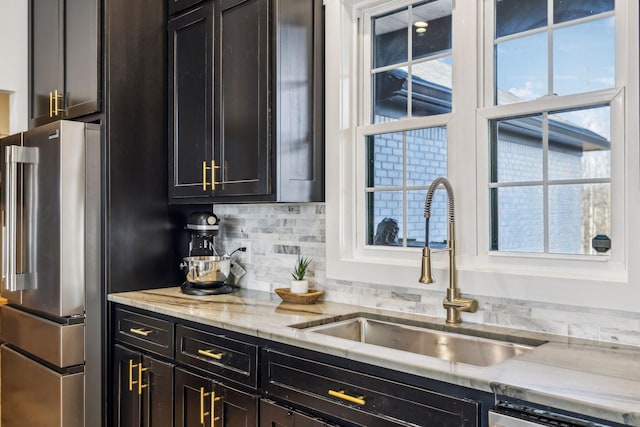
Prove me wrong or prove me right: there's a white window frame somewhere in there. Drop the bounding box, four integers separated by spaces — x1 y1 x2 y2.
324 0 640 313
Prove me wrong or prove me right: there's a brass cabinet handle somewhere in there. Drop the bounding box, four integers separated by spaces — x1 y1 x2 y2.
49 92 54 117
53 89 63 116
128 360 148 395
202 160 221 191
129 327 152 337
328 389 366 405
128 359 136 391
200 387 211 425
137 363 148 395
210 391 221 427
199 387 222 426
198 349 223 360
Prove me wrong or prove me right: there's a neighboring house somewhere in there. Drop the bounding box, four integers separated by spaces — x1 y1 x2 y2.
371 68 610 254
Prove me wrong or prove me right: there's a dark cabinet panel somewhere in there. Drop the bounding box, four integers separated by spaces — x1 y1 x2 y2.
113 344 174 427
263 348 479 427
260 400 330 427
175 367 258 427
114 345 142 427
176 324 259 388
215 0 270 197
30 0 63 125
63 0 100 119
29 0 100 128
169 0 205 16
168 3 215 201
114 306 175 358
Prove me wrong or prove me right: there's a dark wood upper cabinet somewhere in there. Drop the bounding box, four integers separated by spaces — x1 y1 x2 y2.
29 0 100 128
215 0 270 198
168 0 324 204
168 3 215 201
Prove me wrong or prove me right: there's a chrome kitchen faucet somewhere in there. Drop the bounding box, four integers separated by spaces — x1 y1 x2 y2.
419 177 478 324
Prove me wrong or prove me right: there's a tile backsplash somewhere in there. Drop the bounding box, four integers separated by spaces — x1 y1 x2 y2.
214 203 640 347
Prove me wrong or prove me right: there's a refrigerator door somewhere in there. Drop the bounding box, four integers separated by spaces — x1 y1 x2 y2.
1 132 25 306
1 344 85 427
3 121 88 318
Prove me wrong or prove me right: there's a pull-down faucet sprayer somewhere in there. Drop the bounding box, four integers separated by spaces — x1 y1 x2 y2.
419 177 478 324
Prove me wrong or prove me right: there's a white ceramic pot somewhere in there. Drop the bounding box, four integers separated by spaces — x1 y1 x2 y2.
290 279 309 294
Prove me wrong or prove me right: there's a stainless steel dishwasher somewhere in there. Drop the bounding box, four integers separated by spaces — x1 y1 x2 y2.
490 402 619 427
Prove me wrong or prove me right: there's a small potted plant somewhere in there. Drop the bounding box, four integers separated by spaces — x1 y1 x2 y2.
290 255 312 294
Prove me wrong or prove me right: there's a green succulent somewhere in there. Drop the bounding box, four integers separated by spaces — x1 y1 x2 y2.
292 255 312 281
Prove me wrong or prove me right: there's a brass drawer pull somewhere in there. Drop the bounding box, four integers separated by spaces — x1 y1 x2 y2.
198 349 223 360
328 389 366 405
129 327 152 337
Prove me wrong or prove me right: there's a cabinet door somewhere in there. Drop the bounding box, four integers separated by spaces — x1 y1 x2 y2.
30 0 64 127
29 0 100 128
113 345 175 427
175 367 258 427
215 0 271 198
142 355 174 427
113 345 142 427
63 0 100 119
259 400 329 427
168 3 215 202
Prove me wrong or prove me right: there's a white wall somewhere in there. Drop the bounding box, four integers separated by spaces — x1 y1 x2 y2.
0 0 28 133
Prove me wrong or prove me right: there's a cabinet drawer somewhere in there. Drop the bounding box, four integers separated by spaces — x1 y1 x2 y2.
114 307 174 358
263 349 478 427
176 324 258 389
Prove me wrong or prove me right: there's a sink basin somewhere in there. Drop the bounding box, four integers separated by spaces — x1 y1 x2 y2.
294 314 546 367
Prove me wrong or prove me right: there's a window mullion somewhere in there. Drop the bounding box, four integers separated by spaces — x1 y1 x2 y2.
402 131 408 247
542 112 550 253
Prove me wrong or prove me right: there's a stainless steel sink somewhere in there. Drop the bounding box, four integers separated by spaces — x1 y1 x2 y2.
295 315 546 367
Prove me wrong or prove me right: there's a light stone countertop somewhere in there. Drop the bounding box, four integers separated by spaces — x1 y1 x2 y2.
108 287 640 426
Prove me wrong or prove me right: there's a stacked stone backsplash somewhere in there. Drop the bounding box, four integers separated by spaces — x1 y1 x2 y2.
213 203 640 347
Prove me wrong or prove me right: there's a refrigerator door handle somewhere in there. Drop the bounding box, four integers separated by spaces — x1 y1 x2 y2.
5 145 39 292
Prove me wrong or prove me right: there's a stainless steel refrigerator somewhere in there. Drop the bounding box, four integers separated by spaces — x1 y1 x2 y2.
0 120 101 427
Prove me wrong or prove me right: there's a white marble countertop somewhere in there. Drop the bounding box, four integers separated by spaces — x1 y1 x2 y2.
108 287 640 426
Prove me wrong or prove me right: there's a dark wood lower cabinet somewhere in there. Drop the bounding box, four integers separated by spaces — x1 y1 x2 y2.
111 304 490 427
175 367 258 427
113 344 174 427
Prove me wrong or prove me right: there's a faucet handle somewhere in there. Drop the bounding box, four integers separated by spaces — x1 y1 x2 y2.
419 247 434 284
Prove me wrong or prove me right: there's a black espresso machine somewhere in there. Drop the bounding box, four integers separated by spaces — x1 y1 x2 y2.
180 212 234 295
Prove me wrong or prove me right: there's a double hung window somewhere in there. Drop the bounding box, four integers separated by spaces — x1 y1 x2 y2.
485 0 617 257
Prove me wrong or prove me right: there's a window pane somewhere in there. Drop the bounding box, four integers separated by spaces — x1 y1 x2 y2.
411 57 452 117
492 115 543 182
496 0 547 38
373 7 408 68
553 18 615 96
549 183 610 255
491 186 544 252
412 0 452 61
373 69 409 122
548 106 611 180
368 191 403 246
406 126 447 186
367 132 404 188
553 0 614 24
496 33 548 105
407 190 428 247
